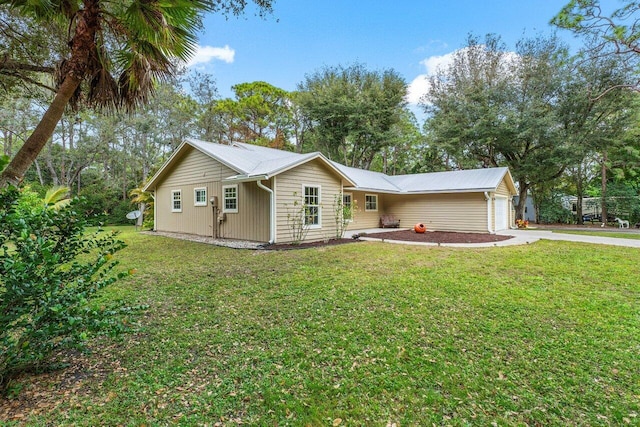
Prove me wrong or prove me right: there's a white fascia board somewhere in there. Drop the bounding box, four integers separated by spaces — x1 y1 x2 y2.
263 152 357 187
223 174 270 183
343 186 498 195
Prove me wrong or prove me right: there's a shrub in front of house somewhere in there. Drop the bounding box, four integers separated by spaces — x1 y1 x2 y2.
0 186 133 395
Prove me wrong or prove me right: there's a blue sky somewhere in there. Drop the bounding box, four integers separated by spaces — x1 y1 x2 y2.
188 1 594 108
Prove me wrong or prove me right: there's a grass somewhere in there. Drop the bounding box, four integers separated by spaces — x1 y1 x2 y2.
3 226 640 425
552 230 640 240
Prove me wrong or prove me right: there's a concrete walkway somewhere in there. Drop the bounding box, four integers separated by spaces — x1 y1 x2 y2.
345 228 640 248
497 229 640 248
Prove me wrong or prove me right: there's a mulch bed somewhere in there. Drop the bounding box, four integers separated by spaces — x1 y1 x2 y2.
364 229 513 244
262 230 513 249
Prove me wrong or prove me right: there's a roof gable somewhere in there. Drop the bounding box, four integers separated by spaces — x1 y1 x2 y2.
144 139 355 190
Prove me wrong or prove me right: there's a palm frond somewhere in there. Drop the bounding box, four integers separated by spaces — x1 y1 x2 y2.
43 185 70 210
129 187 153 204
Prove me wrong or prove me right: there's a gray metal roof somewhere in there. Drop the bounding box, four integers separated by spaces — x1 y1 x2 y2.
331 161 510 194
386 167 511 193
187 138 304 175
329 161 401 192
145 138 512 194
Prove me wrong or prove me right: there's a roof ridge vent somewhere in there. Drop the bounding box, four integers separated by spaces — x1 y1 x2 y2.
230 142 251 150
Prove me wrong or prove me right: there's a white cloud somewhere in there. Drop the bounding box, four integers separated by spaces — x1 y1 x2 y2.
406 47 519 106
420 51 457 75
406 74 431 105
406 51 456 105
187 45 235 67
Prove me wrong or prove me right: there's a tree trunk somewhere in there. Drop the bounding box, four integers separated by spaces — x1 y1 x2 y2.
137 202 146 227
34 158 44 186
576 164 584 225
382 148 388 174
601 150 608 225
45 144 60 186
0 0 99 188
516 184 529 221
3 132 12 156
0 75 82 188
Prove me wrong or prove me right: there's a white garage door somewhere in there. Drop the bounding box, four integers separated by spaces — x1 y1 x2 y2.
495 197 508 231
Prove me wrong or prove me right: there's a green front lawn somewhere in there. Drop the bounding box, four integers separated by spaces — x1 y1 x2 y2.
4 228 639 425
553 230 640 240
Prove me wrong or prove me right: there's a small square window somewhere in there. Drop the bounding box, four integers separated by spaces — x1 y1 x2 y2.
171 190 182 212
223 185 238 213
365 194 378 212
194 187 207 206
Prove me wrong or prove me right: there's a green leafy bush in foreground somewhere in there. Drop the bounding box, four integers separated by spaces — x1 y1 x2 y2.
0 187 131 394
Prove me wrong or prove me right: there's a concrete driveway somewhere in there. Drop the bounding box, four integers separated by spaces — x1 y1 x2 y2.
346 228 640 248
496 229 640 248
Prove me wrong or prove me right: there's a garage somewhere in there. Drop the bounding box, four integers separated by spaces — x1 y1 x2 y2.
495 196 509 231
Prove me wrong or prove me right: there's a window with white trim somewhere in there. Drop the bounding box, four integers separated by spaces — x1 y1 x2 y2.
171 190 182 212
303 185 321 227
223 185 238 213
365 194 378 212
343 193 353 221
194 187 207 206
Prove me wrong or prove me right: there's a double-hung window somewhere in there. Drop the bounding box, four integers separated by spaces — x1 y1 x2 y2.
303 185 321 228
223 185 238 213
194 187 207 206
343 193 353 221
365 194 378 212
171 190 182 212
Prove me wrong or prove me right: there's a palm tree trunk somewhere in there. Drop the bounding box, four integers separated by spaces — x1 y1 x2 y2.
0 75 82 188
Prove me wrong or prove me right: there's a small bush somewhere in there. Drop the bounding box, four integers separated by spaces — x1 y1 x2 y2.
538 194 574 224
0 186 132 394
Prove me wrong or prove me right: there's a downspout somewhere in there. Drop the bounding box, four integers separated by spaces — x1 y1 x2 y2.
257 180 275 244
151 192 156 231
484 192 493 234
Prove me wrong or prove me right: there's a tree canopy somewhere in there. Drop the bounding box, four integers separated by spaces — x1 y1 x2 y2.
421 33 636 219
297 64 408 169
0 0 274 188
552 0 640 94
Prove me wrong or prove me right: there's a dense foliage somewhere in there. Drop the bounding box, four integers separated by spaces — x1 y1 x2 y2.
0 186 131 394
0 0 275 188
422 33 640 221
1 3 640 224
297 64 409 169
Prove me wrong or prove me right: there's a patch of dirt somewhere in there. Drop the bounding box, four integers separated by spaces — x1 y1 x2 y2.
261 238 361 250
364 229 513 244
0 348 115 423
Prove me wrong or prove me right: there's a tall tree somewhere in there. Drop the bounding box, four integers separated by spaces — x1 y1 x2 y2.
297 64 407 169
201 81 293 148
555 53 635 224
552 0 640 94
0 0 274 188
423 34 573 219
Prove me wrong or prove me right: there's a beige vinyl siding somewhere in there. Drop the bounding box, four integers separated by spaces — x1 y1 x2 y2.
496 179 511 196
155 147 269 242
275 159 343 243
346 191 386 229
220 180 270 242
385 192 489 233
157 183 215 235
